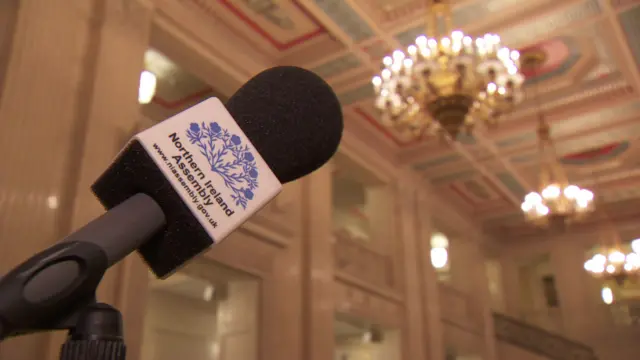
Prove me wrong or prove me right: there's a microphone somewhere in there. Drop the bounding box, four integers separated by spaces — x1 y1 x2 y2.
0 66 343 341
93 65 342 278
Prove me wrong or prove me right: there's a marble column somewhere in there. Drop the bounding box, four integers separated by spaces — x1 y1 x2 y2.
499 255 522 318
474 239 498 360
300 163 335 360
396 183 427 360
448 235 498 360
0 0 18 100
0 1 153 359
551 240 590 340
416 190 446 360
260 181 304 360
64 2 155 360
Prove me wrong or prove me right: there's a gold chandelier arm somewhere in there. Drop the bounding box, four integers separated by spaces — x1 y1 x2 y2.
530 70 551 188
527 59 570 187
528 61 548 144
536 116 555 172
426 0 436 37
539 116 570 185
426 0 453 37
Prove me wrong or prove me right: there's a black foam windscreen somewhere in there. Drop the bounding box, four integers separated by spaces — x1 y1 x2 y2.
91 66 343 278
226 66 343 183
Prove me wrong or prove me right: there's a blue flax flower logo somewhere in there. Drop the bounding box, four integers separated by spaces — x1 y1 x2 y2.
186 122 259 209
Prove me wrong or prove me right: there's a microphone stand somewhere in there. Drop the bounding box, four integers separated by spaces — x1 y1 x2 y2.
0 193 167 360
59 302 126 360
1 283 127 360
0 258 127 360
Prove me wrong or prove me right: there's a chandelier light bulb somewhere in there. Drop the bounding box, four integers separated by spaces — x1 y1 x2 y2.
403 58 413 68
563 185 580 198
584 258 604 273
541 184 561 199
536 204 549 216
525 192 542 204
580 189 594 201
609 251 625 263
497 47 510 59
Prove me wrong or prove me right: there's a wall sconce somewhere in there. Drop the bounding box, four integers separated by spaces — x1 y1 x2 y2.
138 70 157 104
430 232 449 269
362 326 383 343
203 284 215 302
632 239 640 254
431 247 448 269
601 286 614 305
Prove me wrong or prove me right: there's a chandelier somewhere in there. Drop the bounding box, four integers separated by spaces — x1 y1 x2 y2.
520 57 594 226
584 230 640 284
371 0 525 139
520 181 595 225
584 248 640 284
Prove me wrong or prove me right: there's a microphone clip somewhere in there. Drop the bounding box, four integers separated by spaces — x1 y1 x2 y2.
0 241 127 359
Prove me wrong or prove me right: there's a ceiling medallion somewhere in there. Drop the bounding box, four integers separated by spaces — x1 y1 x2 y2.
371 1 524 140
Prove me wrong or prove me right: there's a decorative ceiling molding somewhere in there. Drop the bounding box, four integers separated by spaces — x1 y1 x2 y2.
147 0 640 232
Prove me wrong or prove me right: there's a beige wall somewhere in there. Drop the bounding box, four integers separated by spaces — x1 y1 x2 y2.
335 330 401 360
143 292 219 360
495 340 547 360
484 260 506 312
142 280 258 360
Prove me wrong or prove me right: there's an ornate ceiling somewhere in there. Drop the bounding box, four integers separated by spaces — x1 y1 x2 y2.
146 0 640 239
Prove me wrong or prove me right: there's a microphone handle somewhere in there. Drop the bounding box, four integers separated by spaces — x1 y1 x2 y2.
62 193 167 266
0 193 166 339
